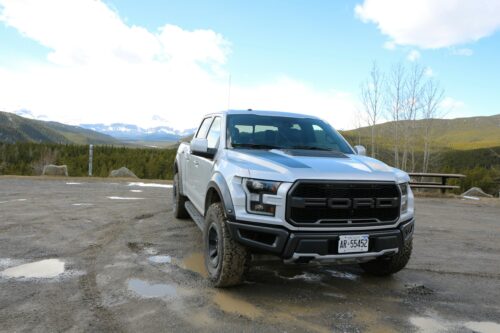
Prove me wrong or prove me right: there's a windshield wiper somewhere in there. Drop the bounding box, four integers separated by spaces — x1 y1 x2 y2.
232 143 283 150
289 145 333 151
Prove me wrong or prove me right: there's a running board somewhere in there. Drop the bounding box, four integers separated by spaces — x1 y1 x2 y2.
184 201 205 231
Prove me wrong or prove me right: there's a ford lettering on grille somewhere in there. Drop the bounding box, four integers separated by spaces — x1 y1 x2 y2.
286 182 401 226
293 197 399 209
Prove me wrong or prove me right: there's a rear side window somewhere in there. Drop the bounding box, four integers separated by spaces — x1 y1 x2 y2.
206 117 221 149
195 117 212 139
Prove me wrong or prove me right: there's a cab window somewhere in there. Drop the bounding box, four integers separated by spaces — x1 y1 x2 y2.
195 117 213 139
206 117 221 149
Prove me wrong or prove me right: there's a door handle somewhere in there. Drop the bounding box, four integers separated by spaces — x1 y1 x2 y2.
193 161 199 167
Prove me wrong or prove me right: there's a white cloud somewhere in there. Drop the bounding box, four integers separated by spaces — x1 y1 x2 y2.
355 0 500 49
407 50 421 62
383 41 396 50
230 77 359 130
424 67 434 77
441 97 464 111
0 0 358 131
452 48 474 56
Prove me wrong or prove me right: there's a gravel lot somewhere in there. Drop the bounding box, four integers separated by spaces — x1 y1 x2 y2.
0 177 499 333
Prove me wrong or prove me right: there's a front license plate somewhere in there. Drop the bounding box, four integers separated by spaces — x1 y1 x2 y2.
338 235 369 253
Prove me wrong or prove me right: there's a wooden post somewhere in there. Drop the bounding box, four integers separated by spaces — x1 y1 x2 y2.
441 176 447 194
88 144 93 177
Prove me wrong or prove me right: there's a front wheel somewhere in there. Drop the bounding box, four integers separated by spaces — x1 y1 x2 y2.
173 173 189 219
359 239 412 276
204 202 248 287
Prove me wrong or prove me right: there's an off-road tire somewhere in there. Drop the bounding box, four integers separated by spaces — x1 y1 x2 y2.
173 173 189 219
359 239 413 276
204 202 248 287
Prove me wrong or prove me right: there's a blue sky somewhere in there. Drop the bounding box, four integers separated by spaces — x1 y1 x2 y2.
0 0 499 129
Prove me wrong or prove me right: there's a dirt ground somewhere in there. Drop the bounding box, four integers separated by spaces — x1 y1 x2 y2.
0 177 499 333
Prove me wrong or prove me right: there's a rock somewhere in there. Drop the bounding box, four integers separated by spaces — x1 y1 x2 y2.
109 167 138 178
42 164 68 177
461 187 492 198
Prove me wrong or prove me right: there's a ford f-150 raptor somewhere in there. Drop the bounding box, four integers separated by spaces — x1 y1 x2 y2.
174 110 414 287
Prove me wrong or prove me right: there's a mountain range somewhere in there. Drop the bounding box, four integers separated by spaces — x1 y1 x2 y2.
2 110 499 150
79 123 195 142
0 111 119 145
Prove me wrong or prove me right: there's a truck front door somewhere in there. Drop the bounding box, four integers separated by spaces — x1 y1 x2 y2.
186 116 213 206
190 116 221 213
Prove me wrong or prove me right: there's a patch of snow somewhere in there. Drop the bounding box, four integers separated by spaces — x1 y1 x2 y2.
0 259 65 279
148 255 172 264
464 321 500 333
130 190 143 193
462 195 480 201
72 203 94 206
107 196 144 200
410 314 500 333
128 182 172 188
66 182 82 185
0 199 27 204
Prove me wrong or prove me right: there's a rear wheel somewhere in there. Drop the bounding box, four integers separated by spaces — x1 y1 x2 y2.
173 172 189 218
359 240 412 276
204 202 248 287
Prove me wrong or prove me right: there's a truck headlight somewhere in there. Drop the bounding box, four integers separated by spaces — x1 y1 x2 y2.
399 182 409 213
244 178 281 216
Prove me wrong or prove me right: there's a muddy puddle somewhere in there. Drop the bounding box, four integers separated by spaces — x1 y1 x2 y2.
213 291 262 319
127 279 177 299
181 252 208 278
0 259 65 278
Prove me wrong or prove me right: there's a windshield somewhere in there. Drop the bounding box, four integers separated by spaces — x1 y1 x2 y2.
226 114 354 154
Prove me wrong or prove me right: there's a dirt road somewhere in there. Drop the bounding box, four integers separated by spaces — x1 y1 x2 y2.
1 177 499 332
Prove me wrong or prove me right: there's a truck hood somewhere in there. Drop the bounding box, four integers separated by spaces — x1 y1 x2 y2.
225 149 409 183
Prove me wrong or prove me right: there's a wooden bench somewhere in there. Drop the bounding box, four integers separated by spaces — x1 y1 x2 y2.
408 173 466 194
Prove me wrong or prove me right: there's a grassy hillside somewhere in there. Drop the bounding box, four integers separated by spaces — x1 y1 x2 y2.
342 114 500 150
0 111 120 145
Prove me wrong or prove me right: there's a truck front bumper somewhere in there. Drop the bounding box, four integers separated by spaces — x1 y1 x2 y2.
227 218 414 263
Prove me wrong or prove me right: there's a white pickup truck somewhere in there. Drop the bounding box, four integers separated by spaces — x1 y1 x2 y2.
174 110 414 287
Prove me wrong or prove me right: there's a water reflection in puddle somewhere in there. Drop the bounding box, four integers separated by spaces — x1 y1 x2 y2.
148 255 172 264
324 269 359 281
127 279 177 298
0 259 65 278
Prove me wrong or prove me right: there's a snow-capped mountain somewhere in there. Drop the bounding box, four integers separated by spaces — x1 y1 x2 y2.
14 109 49 121
80 123 195 141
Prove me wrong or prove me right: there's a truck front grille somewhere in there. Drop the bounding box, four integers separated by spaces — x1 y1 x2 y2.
286 181 401 227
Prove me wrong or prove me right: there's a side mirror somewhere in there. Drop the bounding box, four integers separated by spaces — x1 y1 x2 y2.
354 145 366 156
190 138 215 158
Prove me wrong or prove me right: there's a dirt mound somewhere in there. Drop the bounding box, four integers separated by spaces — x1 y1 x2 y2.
461 187 492 198
109 167 138 178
